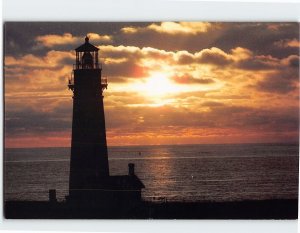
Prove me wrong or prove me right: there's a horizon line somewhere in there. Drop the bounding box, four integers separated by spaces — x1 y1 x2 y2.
4 141 299 150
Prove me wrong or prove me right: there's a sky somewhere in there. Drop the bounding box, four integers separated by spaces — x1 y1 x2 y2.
4 22 300 148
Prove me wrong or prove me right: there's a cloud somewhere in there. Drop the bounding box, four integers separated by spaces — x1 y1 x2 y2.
36 33 75 47
104 103 299 144
274 38 300 48
213 23 299 59
250 54 299 94
177 46 295 72
5 22 298 59
196 47 233 65
171 73 215 85
281 55 300 68
35 33 113 48
100 45 177 79
122 22 213 35
119 22 222 53
5 51 73 95
105 91 150 107
201 101 224 107
104 60 150 79
254 69 299 94
119 23 299 59
176 46 287 71
101 44 285 74
5 101 72 137
5 50 74 69
100 45 140 60
236 55 280 70
175 50 195 65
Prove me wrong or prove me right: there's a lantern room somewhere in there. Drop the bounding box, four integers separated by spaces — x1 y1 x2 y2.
74 36 100 70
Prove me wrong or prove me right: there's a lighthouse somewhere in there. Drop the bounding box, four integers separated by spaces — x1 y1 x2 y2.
68 36 109 199
67 37 144 203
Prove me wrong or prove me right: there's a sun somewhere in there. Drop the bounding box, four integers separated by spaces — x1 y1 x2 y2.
140 72 182 97
120 72 182 106
111 71 222 107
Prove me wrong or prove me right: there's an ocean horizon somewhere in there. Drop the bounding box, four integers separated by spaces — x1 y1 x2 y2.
5 141 299 149
4 143 299 203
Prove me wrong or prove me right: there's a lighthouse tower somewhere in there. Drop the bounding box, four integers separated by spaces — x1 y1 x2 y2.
68 36 109 198
67 37 144 205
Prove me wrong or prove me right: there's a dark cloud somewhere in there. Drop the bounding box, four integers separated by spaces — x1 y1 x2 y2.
235 55 279 70
4 22 149 56
5 104 72 137
118 22 299 59
104 104 299 145
212 23 299 59
207 105 299 132
105 101 298 132
104 60 149 79
282 55 300 68
4 68 69 93
119 24 221 55
5 22 299 59
255 72 298 94
255 79 294 94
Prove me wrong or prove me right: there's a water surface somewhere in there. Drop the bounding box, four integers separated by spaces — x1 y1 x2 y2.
4 143 299 202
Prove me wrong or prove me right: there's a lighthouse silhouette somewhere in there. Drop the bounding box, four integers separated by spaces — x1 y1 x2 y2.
67 37 144 204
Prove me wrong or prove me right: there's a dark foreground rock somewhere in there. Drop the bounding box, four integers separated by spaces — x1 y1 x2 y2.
4 199 298 219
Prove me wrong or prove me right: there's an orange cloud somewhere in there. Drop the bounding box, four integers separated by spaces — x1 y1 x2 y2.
100 44 288 73
5 51 73 92
274 38 300 48
122 22 213 35
35 33 112 48
171 74 215 85
195 47 233 65
5 50 74 68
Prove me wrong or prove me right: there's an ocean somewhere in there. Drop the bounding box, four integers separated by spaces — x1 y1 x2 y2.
4 143 299 202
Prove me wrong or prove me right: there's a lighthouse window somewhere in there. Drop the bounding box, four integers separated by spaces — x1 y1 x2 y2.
82 52 93 69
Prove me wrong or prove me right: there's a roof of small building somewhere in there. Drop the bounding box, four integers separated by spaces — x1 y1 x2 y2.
75 36 99 52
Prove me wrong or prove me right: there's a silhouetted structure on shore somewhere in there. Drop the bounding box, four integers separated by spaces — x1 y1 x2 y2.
66 37 144 204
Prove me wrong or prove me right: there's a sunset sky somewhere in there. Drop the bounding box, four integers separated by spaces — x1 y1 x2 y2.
4 22 299 148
